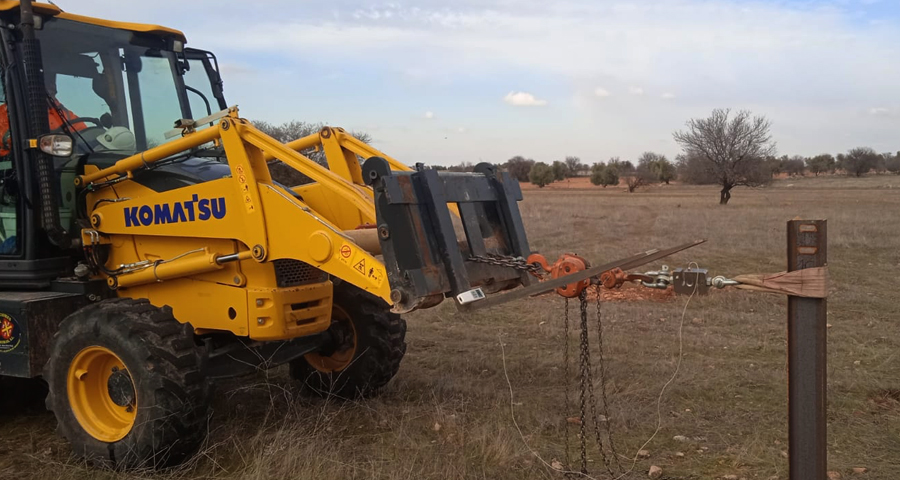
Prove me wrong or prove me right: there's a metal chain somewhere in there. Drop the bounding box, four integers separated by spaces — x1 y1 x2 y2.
560 285 624 477
563 297 571 472
559 289 623 478
594 287 623 473
578 293 590 474
580 290 616 477
468 253 543 273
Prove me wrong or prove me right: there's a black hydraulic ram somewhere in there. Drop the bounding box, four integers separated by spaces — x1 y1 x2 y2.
363 158 535 313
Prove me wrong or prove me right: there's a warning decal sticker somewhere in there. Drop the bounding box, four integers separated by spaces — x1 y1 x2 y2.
338 243 353 266
367 265 384 286
353 258 367 274
340 243 385 289
0 313 22 353
235 164 255 213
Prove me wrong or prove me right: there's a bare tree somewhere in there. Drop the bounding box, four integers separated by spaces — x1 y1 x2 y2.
254 120 371 186
875 153 890 173
763 155 782 177
676 153 716 184
254 120 371 166
503 156 536 182
782 155 806 177
638 151 675 184
886 153 900 175
840 147 879 177
564 156 583 177
673 109 775 204
624 161 655 192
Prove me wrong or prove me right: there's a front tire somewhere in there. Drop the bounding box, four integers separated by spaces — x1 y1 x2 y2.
290 285 406 398
44 298 210 468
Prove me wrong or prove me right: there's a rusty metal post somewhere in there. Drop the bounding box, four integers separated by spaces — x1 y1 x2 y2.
787 220 827 480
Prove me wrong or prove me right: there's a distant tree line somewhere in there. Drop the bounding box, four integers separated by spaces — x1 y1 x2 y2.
507 109 896 204
256 116 899 205
677 148 900 183
425 143 898 200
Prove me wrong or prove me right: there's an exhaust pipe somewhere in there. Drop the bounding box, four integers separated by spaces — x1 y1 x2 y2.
20 0 69 247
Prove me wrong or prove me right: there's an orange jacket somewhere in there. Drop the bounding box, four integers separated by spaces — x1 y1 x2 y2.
0 100 87 156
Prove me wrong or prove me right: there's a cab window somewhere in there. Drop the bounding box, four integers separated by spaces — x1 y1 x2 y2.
0 69 19 255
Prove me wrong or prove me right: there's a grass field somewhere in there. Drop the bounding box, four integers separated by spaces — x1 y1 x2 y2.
2 174 899 479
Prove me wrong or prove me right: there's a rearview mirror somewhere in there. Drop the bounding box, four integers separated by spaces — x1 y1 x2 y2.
38 134 73 157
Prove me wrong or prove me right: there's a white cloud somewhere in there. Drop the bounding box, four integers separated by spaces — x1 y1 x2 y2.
594 87 611 98
214 3 895 99
628 86 644 95
424 111 435 119
457 127 467 133
503 91 548 107
72 0 900 162
661 92 676 99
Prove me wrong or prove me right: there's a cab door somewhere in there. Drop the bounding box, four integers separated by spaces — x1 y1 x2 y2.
0 28 74 288
0 63 23 258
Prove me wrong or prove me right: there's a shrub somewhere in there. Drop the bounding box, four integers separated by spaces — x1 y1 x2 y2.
529 162 555 188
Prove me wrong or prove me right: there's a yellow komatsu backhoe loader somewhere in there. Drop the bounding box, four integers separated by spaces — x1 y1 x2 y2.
0 1 698 468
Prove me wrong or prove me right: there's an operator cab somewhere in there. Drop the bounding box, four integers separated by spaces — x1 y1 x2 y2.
0 3 228 285
37 17 226 154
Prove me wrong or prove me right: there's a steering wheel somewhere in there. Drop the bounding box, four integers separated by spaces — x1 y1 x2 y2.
54 119 108 155
64 117 105 129
48 117 105 139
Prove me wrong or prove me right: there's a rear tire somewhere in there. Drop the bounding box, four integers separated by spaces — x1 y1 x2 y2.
43 298 210 469
290 284 406 398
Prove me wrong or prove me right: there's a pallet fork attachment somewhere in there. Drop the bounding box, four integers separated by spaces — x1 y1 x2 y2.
363 158 536 313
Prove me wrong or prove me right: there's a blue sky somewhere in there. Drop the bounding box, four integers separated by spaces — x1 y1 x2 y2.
72 0 900 166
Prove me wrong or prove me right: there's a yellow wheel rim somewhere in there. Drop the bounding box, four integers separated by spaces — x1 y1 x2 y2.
304 306 357 373
66 346 136 442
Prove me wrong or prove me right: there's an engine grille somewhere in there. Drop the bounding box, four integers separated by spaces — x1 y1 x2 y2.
273 259 328 287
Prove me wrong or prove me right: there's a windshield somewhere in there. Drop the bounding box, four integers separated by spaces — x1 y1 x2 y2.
183 57 218 120
32 18 218 154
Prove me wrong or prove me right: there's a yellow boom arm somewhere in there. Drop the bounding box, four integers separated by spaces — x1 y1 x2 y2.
79 109 399 340
78 107 530 340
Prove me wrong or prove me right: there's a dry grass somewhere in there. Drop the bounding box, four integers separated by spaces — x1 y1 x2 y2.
2 174 900 479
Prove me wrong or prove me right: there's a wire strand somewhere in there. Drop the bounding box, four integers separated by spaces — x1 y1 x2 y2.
502 262 700 480
499 330 602 480
611 261 699 480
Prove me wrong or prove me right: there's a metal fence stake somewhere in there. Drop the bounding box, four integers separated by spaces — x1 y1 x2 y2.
787 219 827 480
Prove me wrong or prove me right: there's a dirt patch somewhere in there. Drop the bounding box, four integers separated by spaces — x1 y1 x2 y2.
592 283 676 303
